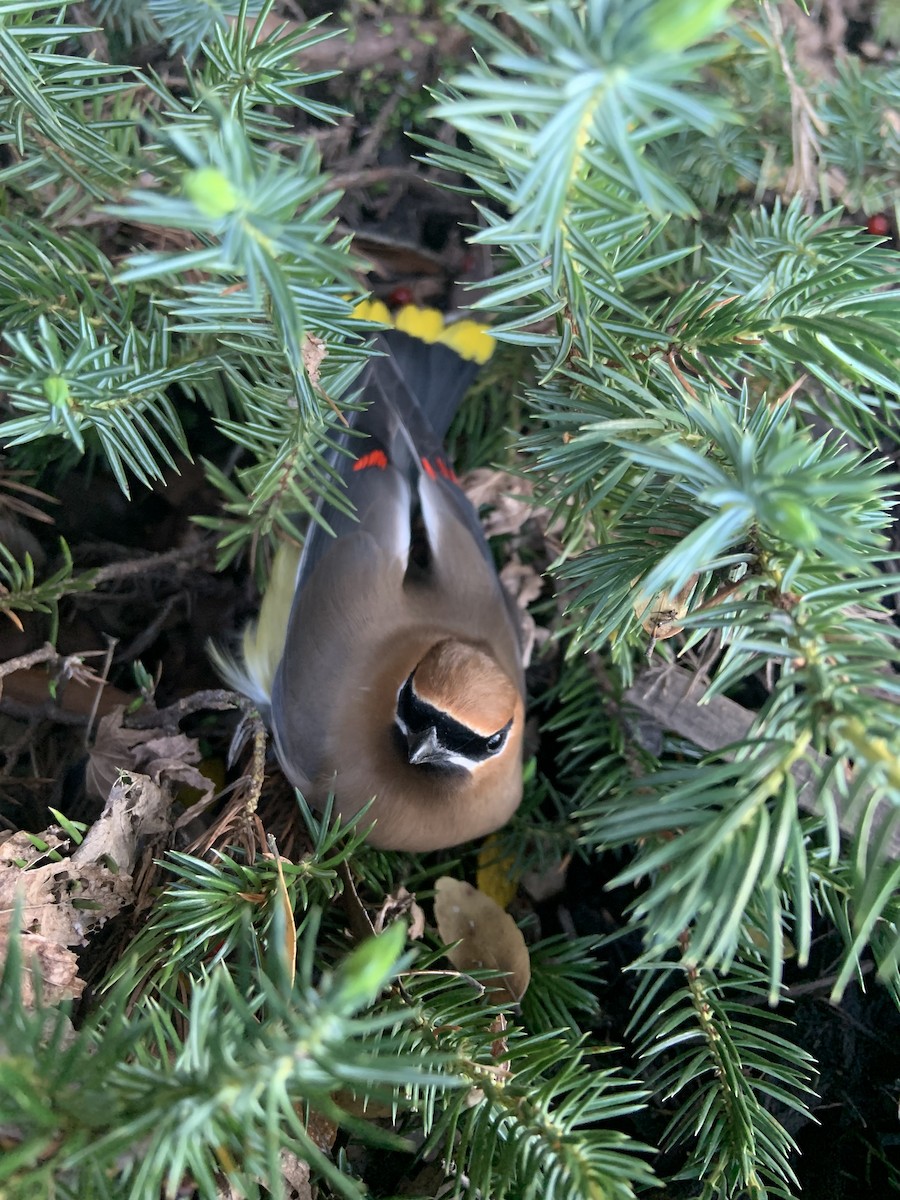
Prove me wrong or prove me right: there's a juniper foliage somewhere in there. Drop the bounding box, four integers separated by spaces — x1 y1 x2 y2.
0 1 898 1197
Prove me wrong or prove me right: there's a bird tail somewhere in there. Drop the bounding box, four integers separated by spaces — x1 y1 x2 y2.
354 301 495 441
208 541 301 715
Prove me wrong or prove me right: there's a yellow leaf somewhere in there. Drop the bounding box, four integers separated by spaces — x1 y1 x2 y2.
476 834 519 910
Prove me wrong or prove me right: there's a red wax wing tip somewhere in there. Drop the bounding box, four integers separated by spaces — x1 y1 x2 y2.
353 449 388 472
421 457 437 480
388 286 414 307
436 457 460 484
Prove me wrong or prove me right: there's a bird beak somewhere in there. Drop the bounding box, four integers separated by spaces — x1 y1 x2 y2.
407 727 442 766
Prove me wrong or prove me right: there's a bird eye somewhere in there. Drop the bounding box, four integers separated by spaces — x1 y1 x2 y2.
486 731 505 754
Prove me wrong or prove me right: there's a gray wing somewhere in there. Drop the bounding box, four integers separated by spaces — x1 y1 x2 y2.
270 529 396 790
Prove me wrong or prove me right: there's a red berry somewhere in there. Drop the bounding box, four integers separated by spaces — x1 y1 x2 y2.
867 213 890 237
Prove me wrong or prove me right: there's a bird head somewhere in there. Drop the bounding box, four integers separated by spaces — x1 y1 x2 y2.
394 638 519 773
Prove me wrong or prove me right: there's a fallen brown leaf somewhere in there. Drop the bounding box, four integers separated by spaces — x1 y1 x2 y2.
304 1109 339 1154
278 1149 313 1200
72 771 172 876
0 841 133 949
15 933 84 1006
0 825 70 869
499 555 549 668
373 885 426 940
521 854 571 904
463 468 547 539
0 768 184 1007
632 575 698 641
433 876 531 1005
86 706 214 806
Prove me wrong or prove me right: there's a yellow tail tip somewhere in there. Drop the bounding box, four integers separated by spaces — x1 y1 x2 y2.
352 299 495 364
394 304 445 343
352 298 392 326
437 318 495 365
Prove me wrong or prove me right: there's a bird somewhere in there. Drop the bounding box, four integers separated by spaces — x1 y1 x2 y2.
212 302 525 852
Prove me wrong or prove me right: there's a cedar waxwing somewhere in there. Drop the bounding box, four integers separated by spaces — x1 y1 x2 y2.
213 303 524 852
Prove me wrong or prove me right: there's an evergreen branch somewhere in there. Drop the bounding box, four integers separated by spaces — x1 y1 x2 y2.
197 0 344 124
629 960 814 1199
106 107 353 417
0 2 367 514
397 969 656 1200
90 0 161 48
148 0 262 60
425 0 732 357
0 314 210 495
818 57 900 210
0 218 129 333
0 914 434 1200
3 811 656 1200
580 704 898 995
1 2 897 1195
0 4 139 212
103 798 374 1001
0 539 94 636
432 1 730 234
520 933 604 1034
